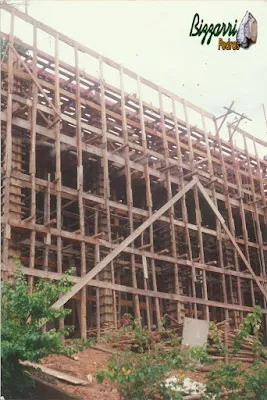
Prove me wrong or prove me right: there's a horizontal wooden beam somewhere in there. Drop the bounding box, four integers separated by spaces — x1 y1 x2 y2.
2 265 266 315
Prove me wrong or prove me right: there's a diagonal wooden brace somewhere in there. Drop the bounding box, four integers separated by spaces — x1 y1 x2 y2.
9 44 62 121
47 177 199 315
197 181 267 302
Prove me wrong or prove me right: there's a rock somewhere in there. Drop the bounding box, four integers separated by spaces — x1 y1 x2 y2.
87 374 93 383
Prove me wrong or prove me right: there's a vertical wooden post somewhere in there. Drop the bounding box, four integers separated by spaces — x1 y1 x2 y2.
158 91 182 322
94 211 101 342
28 22 37 290
43 173 51 271
214 118 243 327
171 97 194 320
140 232 152 329
183 100 200 319
224 322 229 364
75 44 87 338
120 67 141 322
201 112 227 322
228 126 255 307
99 57 117 326
2 9 14 278
137 75 160 327
55 33 65 334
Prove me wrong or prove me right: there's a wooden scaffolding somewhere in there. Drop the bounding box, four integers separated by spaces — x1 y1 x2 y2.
1 4 267 339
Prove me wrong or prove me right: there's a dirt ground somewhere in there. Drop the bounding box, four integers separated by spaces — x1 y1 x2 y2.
40 344 209 400
41 345 120 400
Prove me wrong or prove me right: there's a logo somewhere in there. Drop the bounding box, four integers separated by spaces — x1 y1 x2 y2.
189 12 257 50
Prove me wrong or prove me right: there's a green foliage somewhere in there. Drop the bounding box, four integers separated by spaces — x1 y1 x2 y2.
99 308 267 400
1 257 87 399
102 316 152 352
204 307 267 399
204 361 243 399
209 321 227 354
242 361 267 400
97 340 212 399
233 306 263 357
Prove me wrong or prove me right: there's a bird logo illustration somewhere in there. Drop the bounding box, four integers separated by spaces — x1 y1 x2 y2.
236 11 258 49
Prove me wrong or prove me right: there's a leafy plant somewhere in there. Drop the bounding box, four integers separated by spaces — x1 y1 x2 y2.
233 306 263 358
97 344 212 399
1 257 89 399
209 321 227 354
204 361 243 399
204 307 267 399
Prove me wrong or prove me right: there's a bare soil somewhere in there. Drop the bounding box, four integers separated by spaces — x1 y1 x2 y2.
41 345 120 400
40 344 210 400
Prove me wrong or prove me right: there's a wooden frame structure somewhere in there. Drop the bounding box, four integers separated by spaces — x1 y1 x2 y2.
1 4 267 339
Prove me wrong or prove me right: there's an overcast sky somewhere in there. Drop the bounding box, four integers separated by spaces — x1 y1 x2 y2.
1 0 267 154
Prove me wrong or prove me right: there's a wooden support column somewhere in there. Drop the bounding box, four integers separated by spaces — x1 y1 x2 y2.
2 10 14 277
55 33 64 333
28 22 37 290
137 75 160 327
75 44 87 338
202 112 227 321
120 67 141 321
158 92 183 323
171 97 194 319
183 100 200 319
43 173 51 271
94 211 101 342
99 57 117 326
213 118 243 327
228 126 255 307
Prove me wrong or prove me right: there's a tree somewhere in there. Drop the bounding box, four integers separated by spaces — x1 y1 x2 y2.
1 257 86 399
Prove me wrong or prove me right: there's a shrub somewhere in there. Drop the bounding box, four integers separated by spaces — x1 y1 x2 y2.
204 307 267 400
97 335 212 399
1 257 90 399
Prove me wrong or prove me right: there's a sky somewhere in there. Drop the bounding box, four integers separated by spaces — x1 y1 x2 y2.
1 0 267 155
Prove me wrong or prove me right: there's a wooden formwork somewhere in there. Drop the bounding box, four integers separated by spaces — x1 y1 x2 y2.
1 4 267 339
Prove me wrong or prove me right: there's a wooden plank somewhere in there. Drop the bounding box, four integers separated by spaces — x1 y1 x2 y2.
47 178 198 313
20 361 90 386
